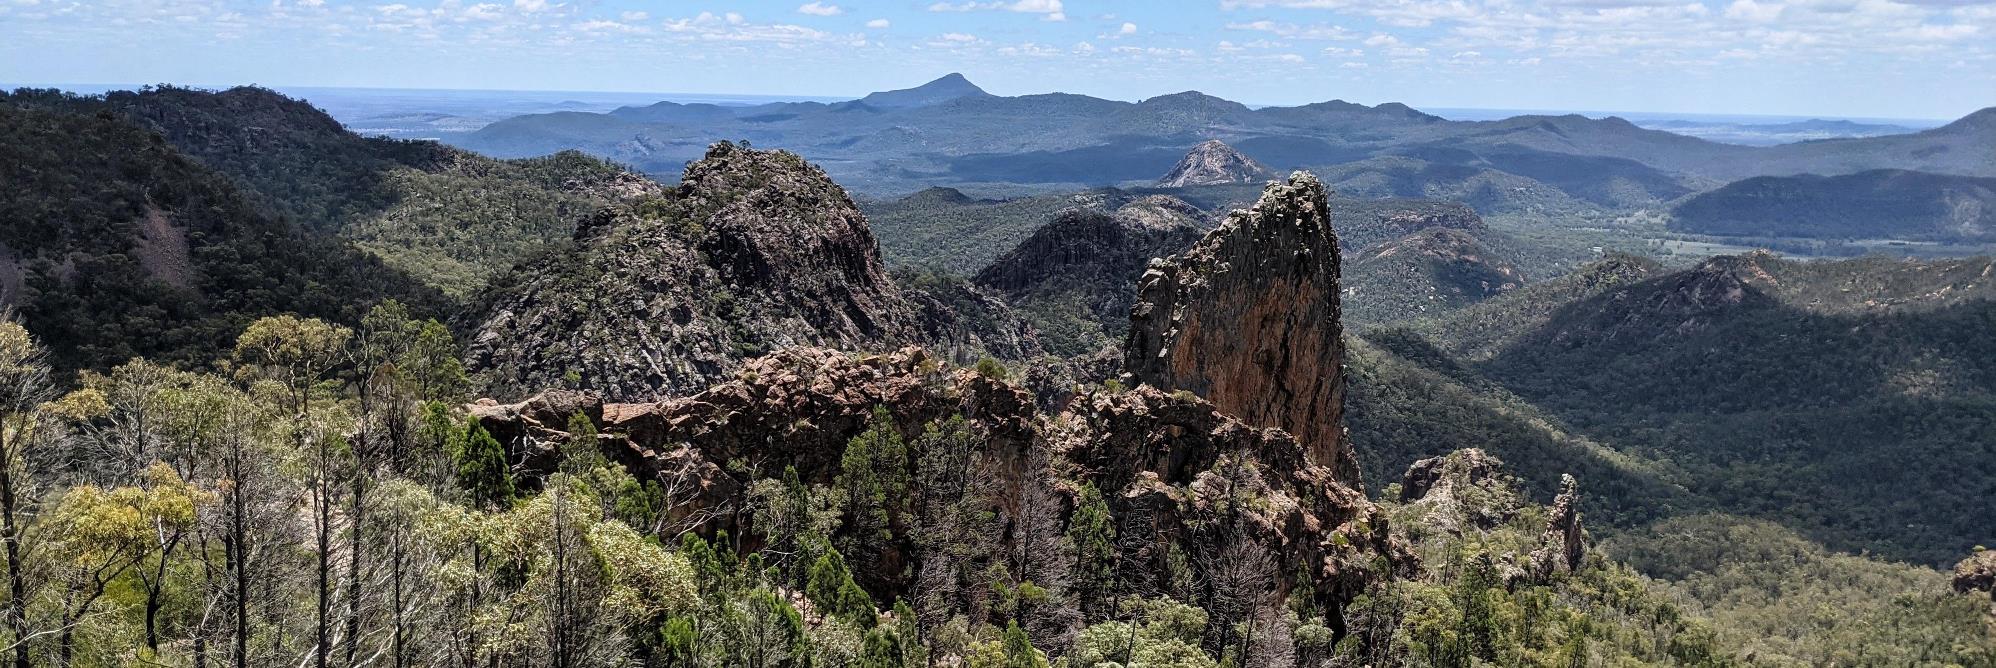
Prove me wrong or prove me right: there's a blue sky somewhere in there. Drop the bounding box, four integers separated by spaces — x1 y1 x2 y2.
2 0 1991 119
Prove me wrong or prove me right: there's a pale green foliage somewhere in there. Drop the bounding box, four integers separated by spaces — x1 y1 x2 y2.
1070 598 1218 668
588 520 698 625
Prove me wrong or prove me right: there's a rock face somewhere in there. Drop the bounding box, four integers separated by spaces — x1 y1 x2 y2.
472 346 1412 634
975 196 1206 356
1955 549 1996 599
1125 172 1360 483
468 142 1036 400
1156 139 1272 187
1530 475 1587 578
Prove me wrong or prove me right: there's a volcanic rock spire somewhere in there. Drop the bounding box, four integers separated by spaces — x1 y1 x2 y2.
1124 172 1361 484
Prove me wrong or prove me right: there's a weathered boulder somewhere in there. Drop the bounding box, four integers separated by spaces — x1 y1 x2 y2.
1125 172 1360 484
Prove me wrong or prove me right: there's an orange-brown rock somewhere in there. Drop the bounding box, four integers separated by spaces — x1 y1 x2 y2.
1124 172 1361 484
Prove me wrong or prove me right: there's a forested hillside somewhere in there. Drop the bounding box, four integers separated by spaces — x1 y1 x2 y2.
4 86 658 297
0 99 444 371
1408 252 1996 565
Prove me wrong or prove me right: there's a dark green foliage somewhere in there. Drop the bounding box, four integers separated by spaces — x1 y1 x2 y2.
999 620 1045 668
1417 254 1996 564
973 357 1009 380
858 626 906 668
1066 483 1117 620
836 408 912 581
1672 169 1996 242
5 85 646 298
455 419 514 510
806 548 877 628
682 533 732 604
0 92 448 372
656 617 699 668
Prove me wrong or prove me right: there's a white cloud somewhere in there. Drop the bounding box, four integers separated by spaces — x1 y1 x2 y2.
513 0 546 13
928 0 1064 18
797 2 842 17
1120 21 1137 34
939 32 979 41
1225 20 1355 40
866 18 890 28
1724 0 1781 22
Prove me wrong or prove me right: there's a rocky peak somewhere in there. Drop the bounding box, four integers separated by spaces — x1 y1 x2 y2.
858 73 991 109
1156 139 1272 187
467 142 1031 400
1124 172 1362 484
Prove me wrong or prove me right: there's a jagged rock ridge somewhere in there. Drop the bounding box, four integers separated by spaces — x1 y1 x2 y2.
1124 172 1361 484
1156 139 1272 187
467 142 1038 400
471 346 1413 640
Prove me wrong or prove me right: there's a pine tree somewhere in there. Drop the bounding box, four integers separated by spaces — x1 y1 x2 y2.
456 419 514 511
1068 482 1118 620
807 548 877 628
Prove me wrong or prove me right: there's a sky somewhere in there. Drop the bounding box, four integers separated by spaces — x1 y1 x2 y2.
2 0 1991 120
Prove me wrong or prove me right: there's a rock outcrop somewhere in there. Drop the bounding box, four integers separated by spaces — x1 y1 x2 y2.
1156 139 1272 187
471 346 1412 633
1397 449 1523 535
1530 475 1586 578
1954 549 1996 611
1125 172 1361 483
975 196 1206 356
467 142 1038 400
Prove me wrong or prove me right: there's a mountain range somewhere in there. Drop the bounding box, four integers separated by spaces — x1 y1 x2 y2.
453 74 1996 221
2 82 1992 665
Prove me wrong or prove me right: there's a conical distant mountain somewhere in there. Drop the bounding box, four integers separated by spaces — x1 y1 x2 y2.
857 72 991 109
1156 139 1272 187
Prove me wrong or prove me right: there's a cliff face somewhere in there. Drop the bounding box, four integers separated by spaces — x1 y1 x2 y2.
1124 172 1361 484
468 142 1036 400
1156 139 1272 187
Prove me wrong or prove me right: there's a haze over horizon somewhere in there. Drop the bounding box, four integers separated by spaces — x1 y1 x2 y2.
3 0 1991 120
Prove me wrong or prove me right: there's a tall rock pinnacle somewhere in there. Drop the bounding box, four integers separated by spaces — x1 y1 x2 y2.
1123 172 1361 484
